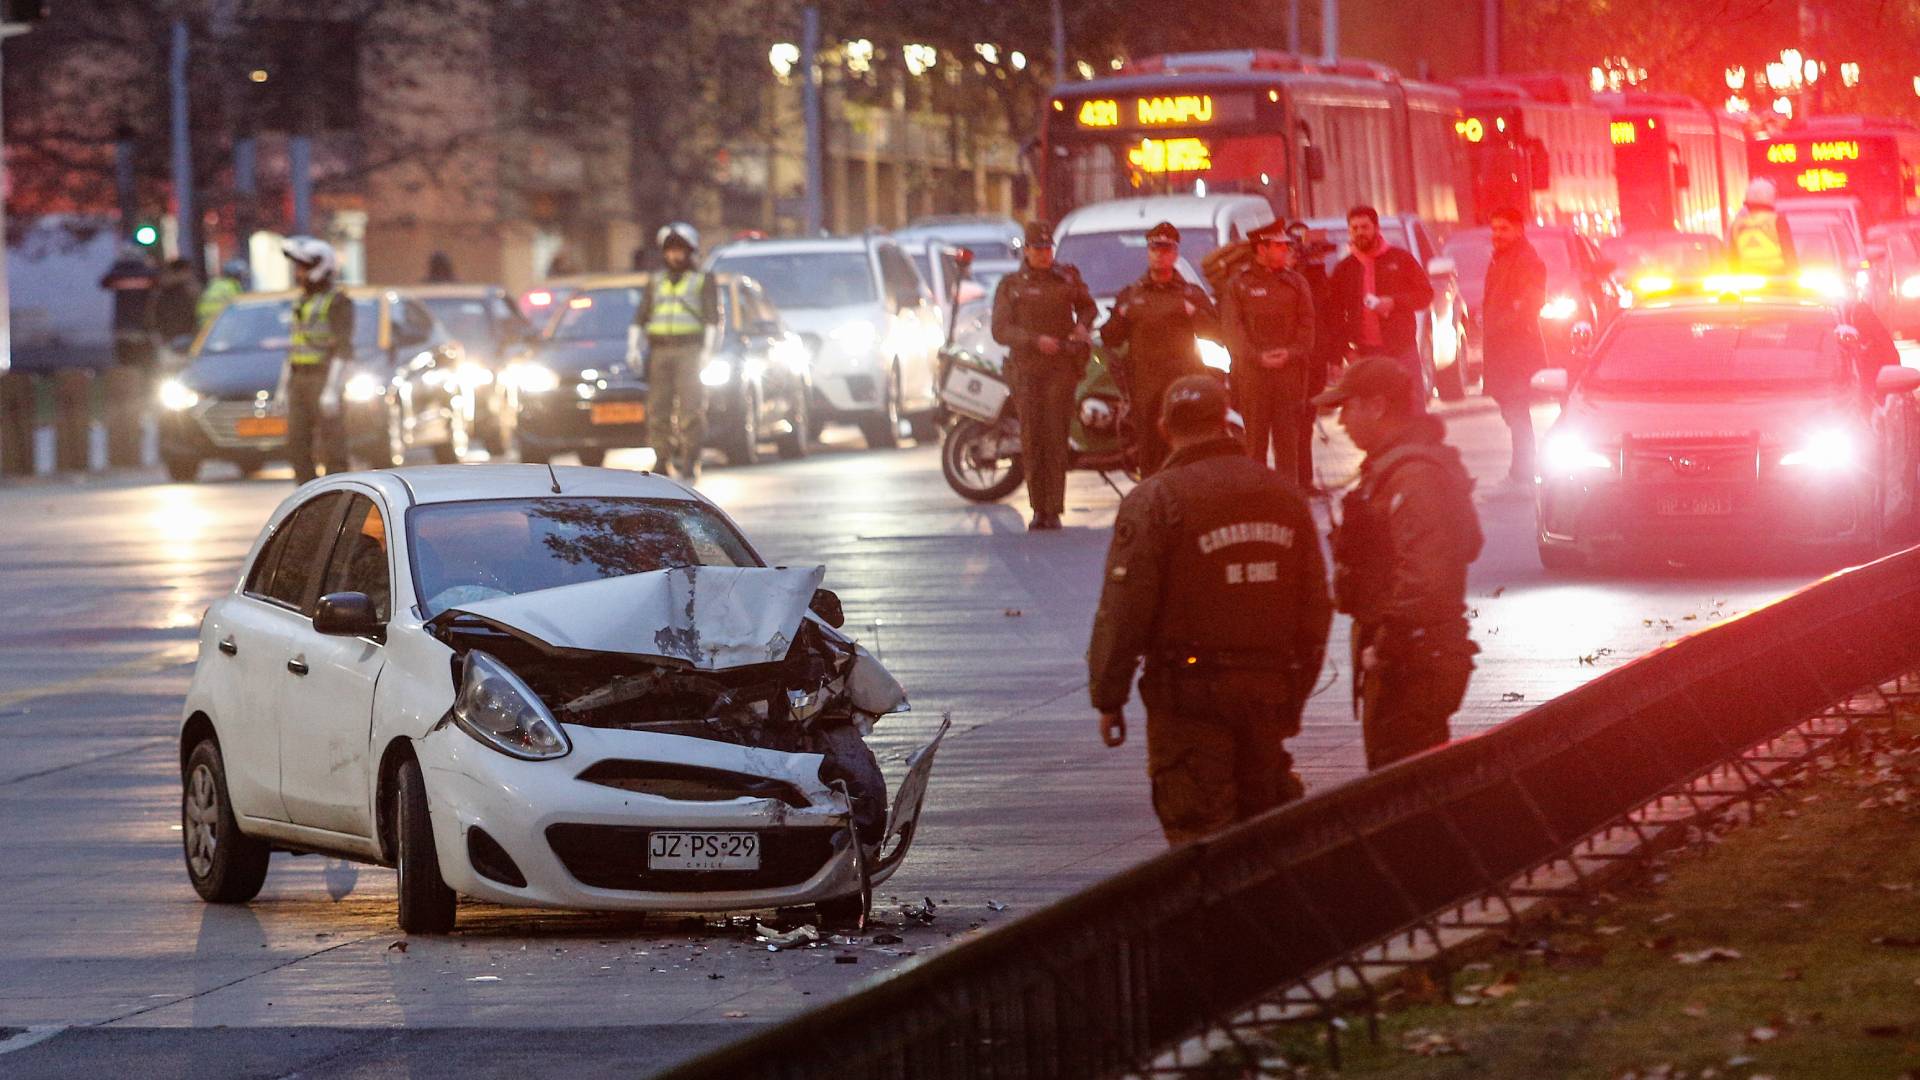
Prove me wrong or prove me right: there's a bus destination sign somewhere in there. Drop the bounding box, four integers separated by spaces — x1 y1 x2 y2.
1069 92 1255 132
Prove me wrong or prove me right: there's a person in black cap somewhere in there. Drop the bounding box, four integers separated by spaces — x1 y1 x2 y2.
1088 373 1332 845
1100 221 1219 476
1315 357 1483 769
992 220 1097 529
1221 220 1317 483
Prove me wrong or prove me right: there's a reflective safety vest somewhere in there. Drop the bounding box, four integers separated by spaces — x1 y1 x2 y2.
646 272 707 338
197 278 242 327
1731 212 1788 275
288 289 344 367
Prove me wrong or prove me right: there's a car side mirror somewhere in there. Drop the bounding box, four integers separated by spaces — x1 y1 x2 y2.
1530 368 1570 397
809 588 845 629
1426 256 1456 278
1875 365 1920 397
314 591 383 637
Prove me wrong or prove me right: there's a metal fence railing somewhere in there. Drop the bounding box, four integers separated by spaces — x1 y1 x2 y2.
657 546 1920 1080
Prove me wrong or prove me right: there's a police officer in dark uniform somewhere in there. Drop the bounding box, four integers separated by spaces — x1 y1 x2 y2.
1316 358 1484 769
1221 220 1316 482
992 220 1097 530
1099 222 1219 476
1088 375 1333 845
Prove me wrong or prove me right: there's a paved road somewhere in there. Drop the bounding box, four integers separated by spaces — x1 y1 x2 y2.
0 404 1835 1077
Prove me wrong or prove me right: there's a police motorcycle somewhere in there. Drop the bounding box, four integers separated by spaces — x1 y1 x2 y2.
937 335 1135 503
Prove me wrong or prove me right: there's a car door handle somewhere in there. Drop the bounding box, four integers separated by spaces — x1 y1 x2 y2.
218 636 238 656
286 656 310 676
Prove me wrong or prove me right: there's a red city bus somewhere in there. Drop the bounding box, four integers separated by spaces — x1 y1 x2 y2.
1597 91 1749 238
1748 116 1920 229
1038 50 1473 229
1453 75 1619 234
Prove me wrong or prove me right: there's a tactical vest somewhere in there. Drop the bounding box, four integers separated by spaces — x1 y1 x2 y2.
288 289 343 367
1330 442 1479 619
1731 214 1787 274
197 278 241 327
646 272 706 338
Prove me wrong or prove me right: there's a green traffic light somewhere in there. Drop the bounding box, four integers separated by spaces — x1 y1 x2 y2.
133 225 159 246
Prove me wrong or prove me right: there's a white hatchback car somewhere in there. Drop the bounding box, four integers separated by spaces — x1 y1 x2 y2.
179 465 943 933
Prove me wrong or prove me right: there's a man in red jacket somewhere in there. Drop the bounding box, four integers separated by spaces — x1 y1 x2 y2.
1328 206 1435 411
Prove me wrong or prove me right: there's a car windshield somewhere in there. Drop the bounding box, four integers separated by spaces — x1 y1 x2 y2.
549 288 640 343
1055 230 1216 297
709 253 876 310
200 299 379 355
1587 314 1844 390
419 297 494 346
1602 233 1723 277
410 497 759 617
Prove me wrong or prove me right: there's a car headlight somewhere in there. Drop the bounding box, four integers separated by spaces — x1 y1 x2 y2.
505 362 561 394
700 358 734 387
1539 295 1581 321
1902 275 1920 301
1542 432 1614 475
1797 269 1846 299
449 651 570 760
1197 338 1232 372
455 363 495 389
158 379 199 411
1779 427 1857 470
771 337 811 373
343 372 385 403
829 319 878 351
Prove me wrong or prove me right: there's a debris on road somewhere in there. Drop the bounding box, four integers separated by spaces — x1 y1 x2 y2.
987 900 1007 912
1672 947 1743 965
387 941 408 953
467 975 501 983
901 898 937 925
755 923 821 950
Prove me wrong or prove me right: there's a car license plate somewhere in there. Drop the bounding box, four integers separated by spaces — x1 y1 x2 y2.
234 416 287 438
647 831 759 871
1657 493 1733 516
591 402 646 425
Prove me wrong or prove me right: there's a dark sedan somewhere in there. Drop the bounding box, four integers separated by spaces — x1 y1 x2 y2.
412 285 539 456
156 289 470 482
1445 225 1625 373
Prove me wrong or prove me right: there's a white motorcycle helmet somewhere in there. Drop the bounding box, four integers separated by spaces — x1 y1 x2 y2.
281 235 338 284
657 222 700 253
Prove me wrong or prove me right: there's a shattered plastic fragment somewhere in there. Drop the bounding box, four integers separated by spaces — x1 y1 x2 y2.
987 900 1008 912
901 898 937 925
754 923 821 949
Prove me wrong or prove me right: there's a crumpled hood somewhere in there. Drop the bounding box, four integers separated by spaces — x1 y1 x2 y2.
442 565 826 670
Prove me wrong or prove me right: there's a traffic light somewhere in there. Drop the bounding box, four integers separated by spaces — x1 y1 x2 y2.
132 223 160 247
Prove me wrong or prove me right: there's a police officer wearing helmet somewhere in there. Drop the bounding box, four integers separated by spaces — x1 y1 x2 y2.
1100 222 1219 476
1729 177 1797 276
1316 357 1483 769
991 220 1096 530
277 236 354 484
1088 375 1333 845
1221 220 1317 482
197 258 249 328
631 222 719 480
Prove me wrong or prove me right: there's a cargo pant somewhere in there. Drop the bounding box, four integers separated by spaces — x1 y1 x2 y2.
647 338 707 478
1013 362 1078 517
285 365 348 485
1236 367 1304 486
1141 667 1307 846
1352 623 1474 770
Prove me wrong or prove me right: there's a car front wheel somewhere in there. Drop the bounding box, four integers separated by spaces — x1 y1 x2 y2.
395 756 456 934
858 366 902 449
183 739 271 903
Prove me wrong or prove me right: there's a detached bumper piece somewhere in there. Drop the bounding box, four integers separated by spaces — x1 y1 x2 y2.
544 823 843 891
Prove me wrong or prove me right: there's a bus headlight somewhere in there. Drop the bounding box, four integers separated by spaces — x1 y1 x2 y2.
157 379 199 412
1197 338 1232 372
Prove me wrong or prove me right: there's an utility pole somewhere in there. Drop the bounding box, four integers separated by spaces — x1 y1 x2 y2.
1320 0 1338 62
169 17 198 267
1051 0 1066 84
1288 0 1302 54
801 6 823 235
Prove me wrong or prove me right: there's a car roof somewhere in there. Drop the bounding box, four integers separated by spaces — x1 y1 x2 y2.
352 464 706 508
1058 194 1271 234
405 284 505 299
225 286 400 304
711 237 878 257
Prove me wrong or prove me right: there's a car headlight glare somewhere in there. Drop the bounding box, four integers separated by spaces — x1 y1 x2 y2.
1901 275 1920 301
1797 269 1846 299
1196 338 1232 372
771 337 811 372
1542 432 1614 474
1539 295 1581 321
158 379 199 411
455 363 495 389
450 651 570 760
1779 427 1857 470
700 358 734 387
506 362 561 393
343 372 385 403
829 319 878 351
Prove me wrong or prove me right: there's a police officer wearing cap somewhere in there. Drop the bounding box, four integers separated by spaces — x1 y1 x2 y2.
992 220 1097 530
631 222 720 481
1100 222 1219 476
1316 357 1483 769
1088 374 1332 845
1221 220 1317 482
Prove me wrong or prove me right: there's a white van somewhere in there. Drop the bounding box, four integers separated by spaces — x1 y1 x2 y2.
1053 194 1277 302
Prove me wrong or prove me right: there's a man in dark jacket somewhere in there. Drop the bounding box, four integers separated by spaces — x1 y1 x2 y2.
1100 221 1219 476
1328 207 1434 409
146 258 201 350
1480 207 1549 483
1088 375 1332 844
1221 220 1316 483
992 220 1097 529
1316 358 1483 769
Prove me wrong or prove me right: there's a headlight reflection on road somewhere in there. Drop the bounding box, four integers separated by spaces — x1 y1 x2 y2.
148 484 218 629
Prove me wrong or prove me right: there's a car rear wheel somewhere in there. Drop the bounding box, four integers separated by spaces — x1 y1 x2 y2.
858 366 902 449
183 740 271 903
777 390 811 460
722 387 761 466
395 756 456 934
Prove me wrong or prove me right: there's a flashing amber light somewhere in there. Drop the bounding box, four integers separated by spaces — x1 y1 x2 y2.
1128 137 1212 173
1268 89 1279 102
1797 167 1851 192
1766 143 1797 164
1631 273 1674 296
1077 98 1118 127
1610 121 1638 145
568 296 594 309
526 290 554 307
1455 117 1486 143
1702 273 1767 294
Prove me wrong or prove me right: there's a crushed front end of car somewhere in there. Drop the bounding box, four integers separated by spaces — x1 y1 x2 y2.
416 564 943 914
